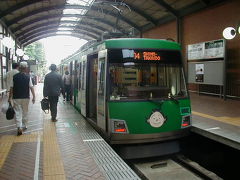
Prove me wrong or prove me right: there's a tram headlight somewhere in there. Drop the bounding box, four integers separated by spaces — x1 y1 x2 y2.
147 111 166 128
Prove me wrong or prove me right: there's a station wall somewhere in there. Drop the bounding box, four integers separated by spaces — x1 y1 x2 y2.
143 0 240 97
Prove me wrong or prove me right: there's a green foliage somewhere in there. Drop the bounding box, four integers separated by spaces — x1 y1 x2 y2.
25 42 45 62
25 42 47 76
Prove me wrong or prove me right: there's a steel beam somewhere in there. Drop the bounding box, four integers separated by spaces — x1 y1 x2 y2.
22 33 92 47
6 4 140 31
16 21 106 38
0 0 43 19
20 29 98 44
18 26 101 41
11 15 127 35
153 0 179 17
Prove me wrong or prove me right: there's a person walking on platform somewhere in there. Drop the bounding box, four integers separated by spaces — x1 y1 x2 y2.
62 70 71 101
9 62 36 136
30 71 36 85
43 64 63 122
3 62 19 93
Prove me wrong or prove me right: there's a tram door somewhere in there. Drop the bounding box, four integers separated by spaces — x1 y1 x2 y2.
87 54 98 121
76 61 81 110
97 50 107 131
80 55 87 117
69 61 73 102
73 60 78 106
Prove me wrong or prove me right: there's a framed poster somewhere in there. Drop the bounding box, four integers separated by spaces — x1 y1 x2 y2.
195 64 204 82
187 39 225 60
204 39 224 59
187 43 204 60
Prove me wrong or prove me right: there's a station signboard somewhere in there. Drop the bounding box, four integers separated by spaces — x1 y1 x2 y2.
188 39 225 60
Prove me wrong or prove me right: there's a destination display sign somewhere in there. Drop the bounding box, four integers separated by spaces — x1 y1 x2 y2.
134 51 161 61
109 49 181 64
122 49 161 61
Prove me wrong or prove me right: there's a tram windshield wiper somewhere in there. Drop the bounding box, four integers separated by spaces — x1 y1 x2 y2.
168 93 179 104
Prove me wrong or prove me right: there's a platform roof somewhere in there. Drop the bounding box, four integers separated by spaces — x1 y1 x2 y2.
0 0 227 47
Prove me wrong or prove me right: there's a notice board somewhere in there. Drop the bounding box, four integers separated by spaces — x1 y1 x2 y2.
187 39 225 86
188 61 224 85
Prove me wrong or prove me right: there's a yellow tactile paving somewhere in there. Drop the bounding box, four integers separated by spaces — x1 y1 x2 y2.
44 175 66 180
192 111 240 127
43 116 66 180
14 132 42 142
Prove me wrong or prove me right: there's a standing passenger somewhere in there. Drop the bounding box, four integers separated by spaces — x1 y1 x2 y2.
43 64 63 122
30 71 36 85
62 70 71 101
3 63 19 92
9 62 36 136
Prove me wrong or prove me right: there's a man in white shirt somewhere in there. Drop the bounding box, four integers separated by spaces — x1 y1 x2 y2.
3 63 19 92
9 62 36 136
62 70 71 101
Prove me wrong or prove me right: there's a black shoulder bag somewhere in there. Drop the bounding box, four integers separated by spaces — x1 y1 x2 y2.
6 102 15 120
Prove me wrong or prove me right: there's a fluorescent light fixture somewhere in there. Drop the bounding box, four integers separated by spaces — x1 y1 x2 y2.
123 62 135 66
61 17 80 21
223 27 236 40
58 27 74 31
56 31 72 34
63 9 87 15
59 23 78 26
66 0 94 6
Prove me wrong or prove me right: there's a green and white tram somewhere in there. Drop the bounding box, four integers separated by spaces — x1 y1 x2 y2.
60 38 191 146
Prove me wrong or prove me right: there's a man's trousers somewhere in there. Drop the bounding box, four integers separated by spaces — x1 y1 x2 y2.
48 96 59 119
13 99 29 128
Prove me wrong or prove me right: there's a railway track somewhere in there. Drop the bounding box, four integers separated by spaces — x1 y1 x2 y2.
130 154 223 180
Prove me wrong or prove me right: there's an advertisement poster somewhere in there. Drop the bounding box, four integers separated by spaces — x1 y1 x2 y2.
187 43 204 60
195 64 204 82
187 39 225 60
204 40 224 59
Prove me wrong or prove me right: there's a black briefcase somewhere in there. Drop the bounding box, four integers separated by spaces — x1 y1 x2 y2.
41 98 49 114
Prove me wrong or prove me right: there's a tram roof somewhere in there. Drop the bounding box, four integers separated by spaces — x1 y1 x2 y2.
0 0 227 47
105 38 181 50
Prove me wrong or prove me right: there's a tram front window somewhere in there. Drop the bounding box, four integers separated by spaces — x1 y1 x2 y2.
109 63 187 100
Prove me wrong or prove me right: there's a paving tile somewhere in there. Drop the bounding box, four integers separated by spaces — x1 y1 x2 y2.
0 142 40 180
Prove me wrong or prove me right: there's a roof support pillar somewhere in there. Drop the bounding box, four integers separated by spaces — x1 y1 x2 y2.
176 17 182 45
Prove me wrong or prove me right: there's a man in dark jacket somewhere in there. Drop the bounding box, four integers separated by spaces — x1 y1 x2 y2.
43 64 63 121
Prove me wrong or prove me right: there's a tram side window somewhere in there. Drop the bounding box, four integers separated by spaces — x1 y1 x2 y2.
98 59 105 96
78 63 82 90
81 61 86 90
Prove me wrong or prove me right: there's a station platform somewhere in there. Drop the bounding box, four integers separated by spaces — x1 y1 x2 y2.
0 84 140 180
190 92 240 150
0 84 239 179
